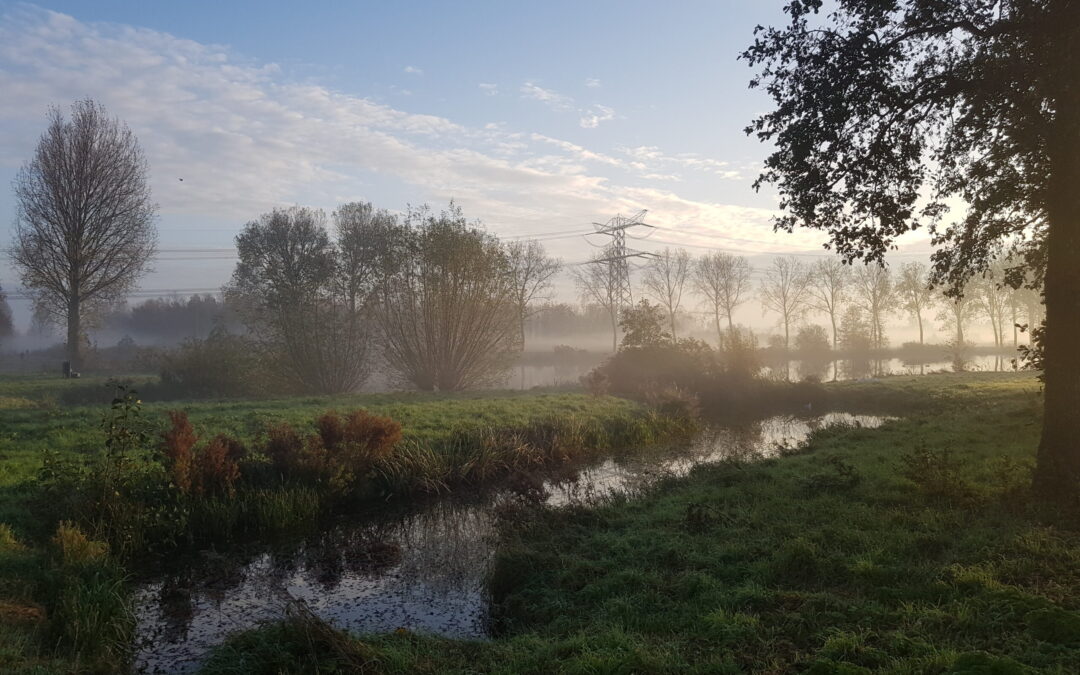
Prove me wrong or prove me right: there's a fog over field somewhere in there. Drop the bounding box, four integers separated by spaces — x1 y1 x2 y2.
1 2 1076 674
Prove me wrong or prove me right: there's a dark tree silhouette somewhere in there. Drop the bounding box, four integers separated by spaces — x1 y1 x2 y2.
11 100 157 369
743 1 1079 501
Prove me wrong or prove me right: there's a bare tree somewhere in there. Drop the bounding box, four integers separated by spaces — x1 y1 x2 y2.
11 100 157 369
572 253 622 352
693 252 752 345
895 262 935 346
506 240 562 347
807 259 849 349
851 265 895 350
641 247 691 340
973 266 1010 351
937 285 978 348
377 204 519 391
227 207 373 394
759 256 811 351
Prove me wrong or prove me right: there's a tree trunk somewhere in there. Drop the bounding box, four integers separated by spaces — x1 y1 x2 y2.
67 294 81 371
1033 133 1080 502
917 311 924 346
783 317 791 381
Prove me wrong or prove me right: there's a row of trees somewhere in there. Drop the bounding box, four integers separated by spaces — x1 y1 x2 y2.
575 247 1043 356
225 203 561 393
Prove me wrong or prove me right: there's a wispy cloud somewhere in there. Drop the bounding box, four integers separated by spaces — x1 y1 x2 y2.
520 82 616 129
584 78 601 88
579 104 615 129
0 6 820 261
403 65 423 75
519 81 574 111
621 146 745 180
478 82 498 95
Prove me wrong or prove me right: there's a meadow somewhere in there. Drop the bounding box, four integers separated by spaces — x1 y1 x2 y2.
200 372 1080 674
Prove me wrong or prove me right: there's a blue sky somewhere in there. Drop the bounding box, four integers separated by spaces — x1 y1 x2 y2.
0 1 935 332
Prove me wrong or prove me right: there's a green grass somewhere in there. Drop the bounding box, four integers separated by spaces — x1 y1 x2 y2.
201 372 1080 673
0 375 648 536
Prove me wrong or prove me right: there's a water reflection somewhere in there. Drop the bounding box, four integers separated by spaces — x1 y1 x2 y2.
133 412 889 673
770 354 1016 381
509 354 1017 390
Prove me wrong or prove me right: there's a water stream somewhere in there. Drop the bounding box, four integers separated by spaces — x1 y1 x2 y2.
132 412 889 673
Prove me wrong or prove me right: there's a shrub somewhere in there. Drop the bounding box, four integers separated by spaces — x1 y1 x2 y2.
900 443 978 505
264 422 306 477
590 339 717 401
162 410 196 492
581 368 610 396
157 326 267 399
36 390 188 557
191 434 245 497
260 410 402 493
643 385 701 420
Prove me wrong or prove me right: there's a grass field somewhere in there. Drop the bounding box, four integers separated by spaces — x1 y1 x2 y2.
199 372 1080 674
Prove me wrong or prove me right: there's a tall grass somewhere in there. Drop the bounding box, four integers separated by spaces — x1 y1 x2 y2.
41 523 133 671
374 412 698 495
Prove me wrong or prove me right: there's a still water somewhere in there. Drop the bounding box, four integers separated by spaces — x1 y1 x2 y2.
506 354 1017 389
133 412 889 673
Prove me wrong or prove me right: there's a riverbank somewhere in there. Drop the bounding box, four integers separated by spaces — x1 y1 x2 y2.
0 382 694 673
201 372 1080 673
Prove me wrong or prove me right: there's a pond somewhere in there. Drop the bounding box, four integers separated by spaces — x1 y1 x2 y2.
132 412 890 673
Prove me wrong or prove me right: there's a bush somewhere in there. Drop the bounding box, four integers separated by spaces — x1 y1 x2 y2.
36 388 187 557
900 443 978 505
157 327 267 399
591 339 718 401
260 410 402 493
192 434 245 497
643 385 701 420
162 410 196 492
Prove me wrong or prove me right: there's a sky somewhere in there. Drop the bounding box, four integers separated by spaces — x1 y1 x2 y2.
0 1 937 334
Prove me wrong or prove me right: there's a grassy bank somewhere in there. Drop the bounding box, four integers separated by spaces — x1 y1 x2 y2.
202 372 1080 673
0 377 671 533
0 378 694 672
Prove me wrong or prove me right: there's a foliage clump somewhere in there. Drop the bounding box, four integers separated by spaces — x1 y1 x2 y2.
262 410 402 492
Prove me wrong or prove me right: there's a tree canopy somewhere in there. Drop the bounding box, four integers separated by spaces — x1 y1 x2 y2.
743 0 1080 500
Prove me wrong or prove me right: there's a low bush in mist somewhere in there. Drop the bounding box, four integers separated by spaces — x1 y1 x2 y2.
583 302 821 416
157 327 269 399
